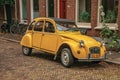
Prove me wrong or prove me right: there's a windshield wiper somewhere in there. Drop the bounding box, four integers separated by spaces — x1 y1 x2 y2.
65 28 79 31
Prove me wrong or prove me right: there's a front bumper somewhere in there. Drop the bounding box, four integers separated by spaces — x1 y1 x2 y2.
78 53 107 62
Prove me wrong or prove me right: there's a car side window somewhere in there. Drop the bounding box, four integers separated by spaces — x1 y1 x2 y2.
28 21 35 30
34 21 44 32
44 21 55 33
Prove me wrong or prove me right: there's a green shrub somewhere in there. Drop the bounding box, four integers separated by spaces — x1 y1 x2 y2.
100 25 112 39
80 11 90 22
104 10 116 23
100 24 120 50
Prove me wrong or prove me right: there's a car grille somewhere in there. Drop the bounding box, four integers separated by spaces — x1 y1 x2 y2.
89 47 100 54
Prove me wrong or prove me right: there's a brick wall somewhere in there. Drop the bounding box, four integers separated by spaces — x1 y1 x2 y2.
26 0 31 23
16 0 20 20
118 0 120 35
16 0 120 36
91 0 98 28
66 0 75 20
0 6 4 25
88 0 98 36
54 0 57 18
0 6 4 20
39 0 46 17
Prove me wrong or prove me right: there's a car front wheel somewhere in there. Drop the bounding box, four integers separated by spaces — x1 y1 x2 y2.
61 48 74 68
22 46 32 56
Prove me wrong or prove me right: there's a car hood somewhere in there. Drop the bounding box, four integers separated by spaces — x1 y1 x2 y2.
59 33 100 46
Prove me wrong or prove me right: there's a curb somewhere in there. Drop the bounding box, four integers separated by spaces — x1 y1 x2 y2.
0 37 20 43
105 59 120 65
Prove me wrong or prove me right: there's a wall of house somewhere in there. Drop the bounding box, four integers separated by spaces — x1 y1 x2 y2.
89 0 98 36
39 0 46 17
13 0 120 36
66 0 75 20
0 5 4 25
118 0 120 35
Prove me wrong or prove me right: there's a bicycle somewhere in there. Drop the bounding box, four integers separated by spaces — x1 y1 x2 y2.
10 20 28 35
0 20 8 33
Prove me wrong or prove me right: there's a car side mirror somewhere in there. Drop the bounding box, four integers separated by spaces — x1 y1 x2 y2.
79 28 87 35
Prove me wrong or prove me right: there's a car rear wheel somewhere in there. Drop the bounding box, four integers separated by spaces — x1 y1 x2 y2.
61 48 74 68
22 46 32 56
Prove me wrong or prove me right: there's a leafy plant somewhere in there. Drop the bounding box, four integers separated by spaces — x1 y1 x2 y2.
80 11 90 22
104 10 116 23
100 3 120 51
100 25 112 39
100 25 120 50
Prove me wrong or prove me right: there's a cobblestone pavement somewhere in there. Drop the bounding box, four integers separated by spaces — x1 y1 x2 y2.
0 38 120 80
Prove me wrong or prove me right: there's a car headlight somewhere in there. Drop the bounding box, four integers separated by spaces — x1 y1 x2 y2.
101 41 105 47
80 40 85 47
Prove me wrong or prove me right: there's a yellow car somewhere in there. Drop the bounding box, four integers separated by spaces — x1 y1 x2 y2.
21 17 106 67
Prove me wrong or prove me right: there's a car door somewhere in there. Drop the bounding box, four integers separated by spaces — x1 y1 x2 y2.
40 20 58 53
32 20 44 48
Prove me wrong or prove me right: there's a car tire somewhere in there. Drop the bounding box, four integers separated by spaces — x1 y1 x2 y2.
61 48 74 68
22 46 32 56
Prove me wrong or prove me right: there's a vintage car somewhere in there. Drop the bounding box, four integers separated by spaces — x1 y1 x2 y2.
21 17 106 67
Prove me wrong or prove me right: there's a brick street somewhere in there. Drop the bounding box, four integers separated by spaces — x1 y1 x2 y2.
0 38 120 80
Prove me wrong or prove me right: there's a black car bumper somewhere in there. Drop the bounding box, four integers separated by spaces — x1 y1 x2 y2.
78 53 107 62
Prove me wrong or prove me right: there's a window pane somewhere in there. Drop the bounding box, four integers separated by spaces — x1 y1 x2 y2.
22 0 27 20
44 21 55 33
28 21 35 30
78 0 91 22
101 0 118 23
34 21 44 31
33 0 39 18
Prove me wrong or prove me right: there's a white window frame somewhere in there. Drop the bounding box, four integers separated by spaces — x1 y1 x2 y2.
31 0 33 21
4 5 7 20
57 0 60 18
46 0 48 17
75 0 91 29
19 0 28 24
95 0 118 30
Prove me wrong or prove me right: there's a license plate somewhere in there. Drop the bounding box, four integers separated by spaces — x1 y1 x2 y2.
91 54 100 58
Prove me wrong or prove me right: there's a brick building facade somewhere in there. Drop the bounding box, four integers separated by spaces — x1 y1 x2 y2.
0 0 120 36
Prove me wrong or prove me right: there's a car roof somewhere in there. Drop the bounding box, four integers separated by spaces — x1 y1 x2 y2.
34 17 75 24
49 17 75 24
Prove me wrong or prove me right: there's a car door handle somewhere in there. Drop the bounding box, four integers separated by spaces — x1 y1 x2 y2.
42 34 44 36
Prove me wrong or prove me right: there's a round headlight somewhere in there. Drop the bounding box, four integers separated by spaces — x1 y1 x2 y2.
101 41 105 46
80 40 85 47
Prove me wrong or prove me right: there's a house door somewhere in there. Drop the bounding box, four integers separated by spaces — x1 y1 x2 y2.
60 0 66 18
48 0 54 17
40 20 58 53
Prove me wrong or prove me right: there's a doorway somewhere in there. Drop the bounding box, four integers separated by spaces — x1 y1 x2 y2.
60 0 66 18
48 0 54 17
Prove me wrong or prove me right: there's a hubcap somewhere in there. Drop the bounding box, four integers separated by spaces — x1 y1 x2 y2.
61 51 69 66
23 47 29 54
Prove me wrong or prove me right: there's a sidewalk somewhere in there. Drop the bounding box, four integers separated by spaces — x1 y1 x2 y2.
0 32 120 65
106 51 120 65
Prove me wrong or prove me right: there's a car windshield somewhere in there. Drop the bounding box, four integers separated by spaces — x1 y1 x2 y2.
56 22 79 31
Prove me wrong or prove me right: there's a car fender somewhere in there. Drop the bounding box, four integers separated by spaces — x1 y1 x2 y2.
56 40 81 59
21 33 32 47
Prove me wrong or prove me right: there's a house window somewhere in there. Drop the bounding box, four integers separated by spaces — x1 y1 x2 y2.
76 0 91 28
22 0 27 20
77 0 91 23
33 0 39 18
101 0 118 23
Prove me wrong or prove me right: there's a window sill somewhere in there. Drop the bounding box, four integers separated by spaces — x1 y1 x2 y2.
76 22 91 29
95 23 118 30
20 20 28 25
